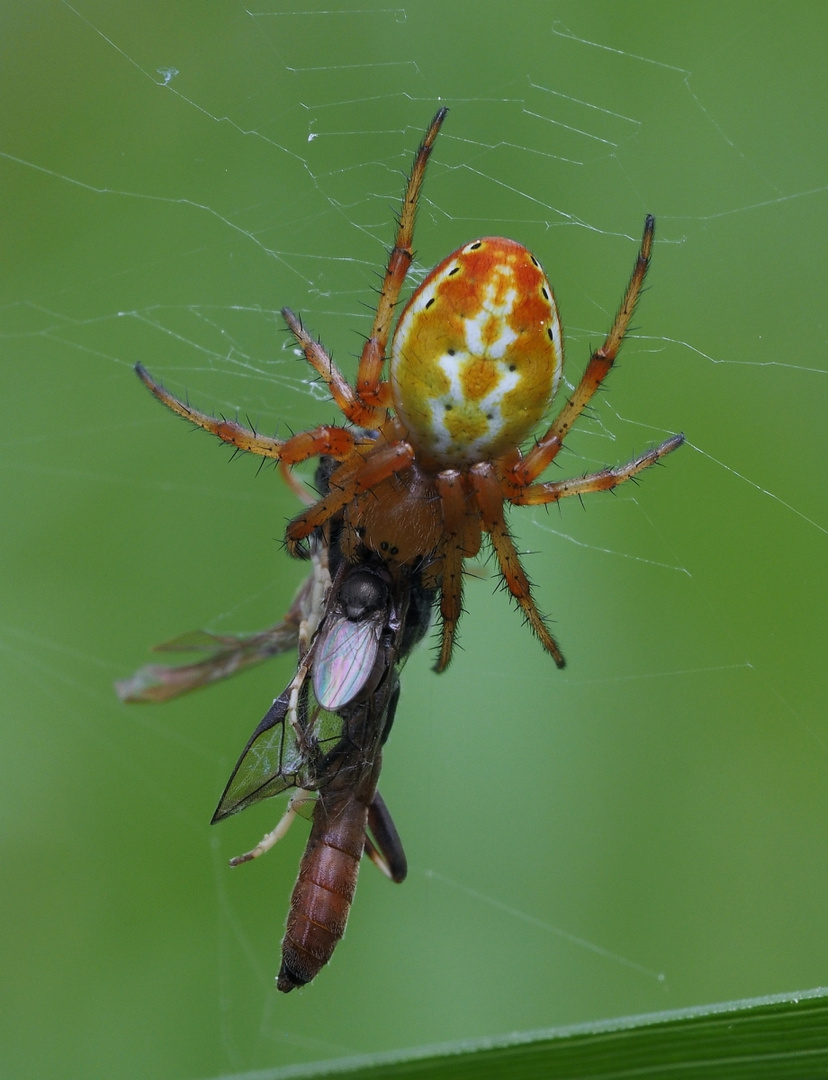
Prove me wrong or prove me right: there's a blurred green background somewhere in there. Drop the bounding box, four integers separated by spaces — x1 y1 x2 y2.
2 2 826 1078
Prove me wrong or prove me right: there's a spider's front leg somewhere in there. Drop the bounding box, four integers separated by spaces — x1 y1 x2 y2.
281 308 380 429
355 108 448 410
281 109 448 430
135 364 366 464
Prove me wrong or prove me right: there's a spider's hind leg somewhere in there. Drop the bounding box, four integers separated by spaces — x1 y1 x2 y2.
508 434 684 507
470 462 566 668
509 215 656 488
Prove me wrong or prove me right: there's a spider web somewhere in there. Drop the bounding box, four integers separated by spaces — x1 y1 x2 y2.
1 3 826 1078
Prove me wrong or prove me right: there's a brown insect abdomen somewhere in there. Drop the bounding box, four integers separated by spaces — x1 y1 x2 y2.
277 794 368 993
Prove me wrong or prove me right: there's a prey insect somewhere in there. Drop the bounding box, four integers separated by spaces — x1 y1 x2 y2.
215 535 433 992
121 507 435 991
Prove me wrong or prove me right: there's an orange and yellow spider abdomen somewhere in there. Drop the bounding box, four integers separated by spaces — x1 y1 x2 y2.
390 237 563 468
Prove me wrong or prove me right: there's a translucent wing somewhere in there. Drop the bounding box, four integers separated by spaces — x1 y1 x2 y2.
312 615 382 710
212 676 345 822
114 570 322 704
211 690 298 821
114 623 301 703
212 560 406 822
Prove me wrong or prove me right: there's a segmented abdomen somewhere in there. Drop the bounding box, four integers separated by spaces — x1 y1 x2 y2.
277 791 368 993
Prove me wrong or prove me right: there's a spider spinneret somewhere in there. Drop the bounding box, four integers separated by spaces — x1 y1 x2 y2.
136 107 683 673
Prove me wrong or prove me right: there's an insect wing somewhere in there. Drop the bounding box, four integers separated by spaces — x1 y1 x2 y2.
211 680 327 821
115 566 323 704
312 614 382 711
211 690 297 821
115 624 302 703
212 673 348 822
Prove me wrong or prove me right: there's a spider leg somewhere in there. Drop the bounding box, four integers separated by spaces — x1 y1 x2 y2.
285 441 416 555
135 364 365 463
509 433 684 506
279 460 317 507
281 308 379 428
470 463 566 668
508 216 655 490
356 108 448 410
433 469 477 671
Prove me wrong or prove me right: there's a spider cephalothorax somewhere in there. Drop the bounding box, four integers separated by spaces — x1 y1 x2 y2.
136 108 683 671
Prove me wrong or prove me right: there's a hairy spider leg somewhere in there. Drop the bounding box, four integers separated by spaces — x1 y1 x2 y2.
356 108 448 410
139 111 448 459
279 459 317 507
470 462 566 668
134 364 368 464
507 216 656 491
431 478 461 671
433 469 482 671
281 307 378 429
510 433 685 506
285 441 417 555
280 109 447 427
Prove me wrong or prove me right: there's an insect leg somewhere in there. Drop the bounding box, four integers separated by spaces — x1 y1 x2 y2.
364 791 408 883
228 789 314 866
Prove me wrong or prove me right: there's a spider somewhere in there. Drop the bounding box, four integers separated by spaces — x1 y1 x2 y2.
136 108 683 672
